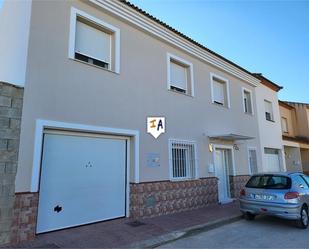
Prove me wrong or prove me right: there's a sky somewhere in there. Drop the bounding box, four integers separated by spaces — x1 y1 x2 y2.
0 1 308 102
129 0 309 103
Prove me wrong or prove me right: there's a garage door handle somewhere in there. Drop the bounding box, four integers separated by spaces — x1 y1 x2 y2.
54 205 62 213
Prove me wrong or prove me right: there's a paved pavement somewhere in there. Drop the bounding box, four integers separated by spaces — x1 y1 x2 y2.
158 215 309 248
11 202 240 248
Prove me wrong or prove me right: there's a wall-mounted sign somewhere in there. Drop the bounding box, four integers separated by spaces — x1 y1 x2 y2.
147 117 165 139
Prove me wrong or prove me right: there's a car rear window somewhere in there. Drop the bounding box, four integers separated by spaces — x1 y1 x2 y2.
246 175 291 189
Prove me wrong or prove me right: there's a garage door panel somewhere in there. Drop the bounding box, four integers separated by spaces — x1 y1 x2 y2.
37 133 127 233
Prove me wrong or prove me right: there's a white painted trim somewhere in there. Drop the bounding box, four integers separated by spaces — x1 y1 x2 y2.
247 146 257 175
125 138 130 217
68 7 120 73
210 72 230 108
242 87 254 115
30 119 139 192
212 144 236 176
89 0 260 87
168 138 198 181
166 52 194 97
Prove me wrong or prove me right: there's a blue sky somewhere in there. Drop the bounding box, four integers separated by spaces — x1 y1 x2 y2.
130 0 309 103
0 1 308 102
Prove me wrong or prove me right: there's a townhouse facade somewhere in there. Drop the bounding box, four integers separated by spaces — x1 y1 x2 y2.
279 101 309 174
0 0 287 245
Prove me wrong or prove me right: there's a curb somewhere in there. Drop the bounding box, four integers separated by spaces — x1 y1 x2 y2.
129 214 243 248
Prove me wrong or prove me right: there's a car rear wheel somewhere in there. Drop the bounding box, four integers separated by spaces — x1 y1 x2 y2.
297 206 308 229
244 212 255 220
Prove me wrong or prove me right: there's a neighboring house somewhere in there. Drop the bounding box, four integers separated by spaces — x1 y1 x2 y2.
253 74 286 173
279 101 309 173
0 0 286 245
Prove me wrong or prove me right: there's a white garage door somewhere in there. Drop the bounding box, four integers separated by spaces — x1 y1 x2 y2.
265 148 281 172
37 132 127 233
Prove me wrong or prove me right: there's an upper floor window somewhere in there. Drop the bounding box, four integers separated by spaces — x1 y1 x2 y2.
264 100 274 122
169 139 197 180
210 73 230 108
167 53 194 96
242 88 253 114
69 7 120 73
281 117 288 133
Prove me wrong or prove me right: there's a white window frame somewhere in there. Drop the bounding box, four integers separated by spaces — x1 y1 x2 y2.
168 138 198 180
242 87 254 115
247 147 258 175
167 53 194 96
210 73 230 108
281 117 288 133
68 7 120 73
264 99 274 122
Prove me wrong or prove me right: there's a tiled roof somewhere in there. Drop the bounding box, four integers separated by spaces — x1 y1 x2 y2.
252 73 283 92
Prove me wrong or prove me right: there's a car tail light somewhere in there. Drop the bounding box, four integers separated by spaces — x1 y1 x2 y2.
284 192 299 199
240 189 246 197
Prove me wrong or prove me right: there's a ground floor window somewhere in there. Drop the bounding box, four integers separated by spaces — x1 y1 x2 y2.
248 148 258 174
169 139 196 180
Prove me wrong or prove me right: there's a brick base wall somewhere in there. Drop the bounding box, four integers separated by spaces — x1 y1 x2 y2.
130 178 218 218
229 175 251 198
0 82 24 245
10 193 38 244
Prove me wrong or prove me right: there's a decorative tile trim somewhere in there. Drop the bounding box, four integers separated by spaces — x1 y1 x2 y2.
10 193 38 244
229 175 251 198
130 177 218 218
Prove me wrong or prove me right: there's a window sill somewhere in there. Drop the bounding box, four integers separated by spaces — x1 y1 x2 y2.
168 88 193 98
212 102 229 109
244 112 254 116
69 57 120 75
170 177 198 182
266 119 275 123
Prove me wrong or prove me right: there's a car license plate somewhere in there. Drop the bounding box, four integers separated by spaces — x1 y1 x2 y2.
253 194 275 201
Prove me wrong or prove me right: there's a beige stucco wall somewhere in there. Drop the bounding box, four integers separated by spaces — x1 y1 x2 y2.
256 84 285 171
15 0 262 192
279 105 297 137
290 103 309 138
301 149 309 173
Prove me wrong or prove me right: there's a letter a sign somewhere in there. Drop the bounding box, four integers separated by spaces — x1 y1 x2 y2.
147 117 165 139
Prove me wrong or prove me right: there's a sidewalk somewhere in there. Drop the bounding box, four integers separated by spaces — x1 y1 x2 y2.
11 201 241 248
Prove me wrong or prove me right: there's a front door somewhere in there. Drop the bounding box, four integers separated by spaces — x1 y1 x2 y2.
215 148 231 203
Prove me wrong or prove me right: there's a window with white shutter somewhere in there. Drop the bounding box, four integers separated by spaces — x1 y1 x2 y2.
170 61 187 93
167 53 194 96
281 117 288 133
68 8 120 73
75 20 111 68
211 74 229 108
264 100 274 121
169 140 197 180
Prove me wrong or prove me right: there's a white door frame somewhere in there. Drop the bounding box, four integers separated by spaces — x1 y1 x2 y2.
212 144 235 203
247 146 257 175
31 119 140 218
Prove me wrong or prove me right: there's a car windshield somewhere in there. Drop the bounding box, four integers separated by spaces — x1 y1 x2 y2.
246 175 291 189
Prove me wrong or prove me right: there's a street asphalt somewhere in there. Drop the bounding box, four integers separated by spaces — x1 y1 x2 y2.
158 215 309 248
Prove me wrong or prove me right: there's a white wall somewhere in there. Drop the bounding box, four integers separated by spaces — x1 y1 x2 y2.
256 83 285 171
0 0 32 86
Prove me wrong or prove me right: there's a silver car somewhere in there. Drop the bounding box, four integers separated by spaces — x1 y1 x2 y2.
239 172 309 228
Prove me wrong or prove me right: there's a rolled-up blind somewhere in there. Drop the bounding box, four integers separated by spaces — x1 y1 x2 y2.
75 20 111 63
170 61 187 90
213 79 225 105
